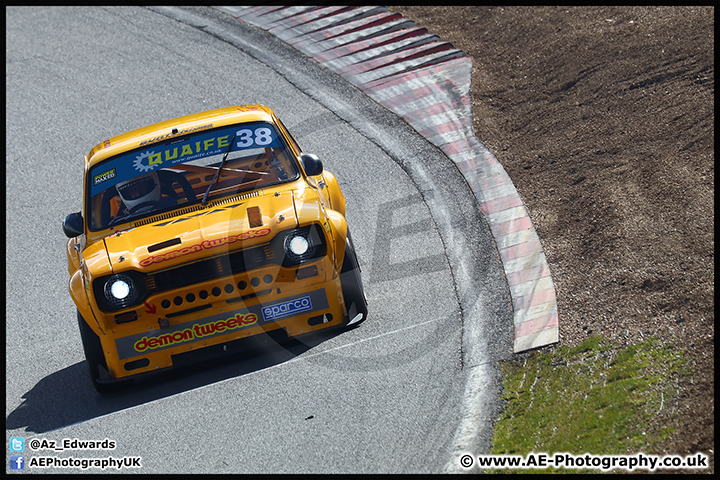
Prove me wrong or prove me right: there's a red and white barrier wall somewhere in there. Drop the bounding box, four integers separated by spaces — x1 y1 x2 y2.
215 6 558 352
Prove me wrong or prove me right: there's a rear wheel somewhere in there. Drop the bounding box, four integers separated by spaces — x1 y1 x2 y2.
77 311 126 393
340 229 368 328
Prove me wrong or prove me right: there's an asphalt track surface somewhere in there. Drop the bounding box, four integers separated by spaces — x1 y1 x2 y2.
6 7 513 474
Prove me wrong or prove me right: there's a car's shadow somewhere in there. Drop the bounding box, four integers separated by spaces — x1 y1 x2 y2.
6 329 342 434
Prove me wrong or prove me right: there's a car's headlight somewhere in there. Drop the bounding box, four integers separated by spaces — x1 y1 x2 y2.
280 225 325 266
287 234 310 256
103 274 138 308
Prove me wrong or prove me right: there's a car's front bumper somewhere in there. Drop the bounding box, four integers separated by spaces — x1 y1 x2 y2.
95 263 347 381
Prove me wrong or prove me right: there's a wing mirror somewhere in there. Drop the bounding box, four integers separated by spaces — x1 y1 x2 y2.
63 212 84 238
300 153 323 177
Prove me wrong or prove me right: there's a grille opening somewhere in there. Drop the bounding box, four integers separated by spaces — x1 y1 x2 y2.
165 304 212 318
308 313 333 326
148 237 182 253
115 311 138 324
227 289 272 304
124 358 150 371
296 266 318 279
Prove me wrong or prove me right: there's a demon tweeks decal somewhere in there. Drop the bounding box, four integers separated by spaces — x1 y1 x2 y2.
139 227 271 266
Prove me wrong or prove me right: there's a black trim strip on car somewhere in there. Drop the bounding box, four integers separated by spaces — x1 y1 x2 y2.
165 303 213 319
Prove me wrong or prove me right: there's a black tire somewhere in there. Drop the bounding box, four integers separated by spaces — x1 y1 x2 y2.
77 311 126 394
340 229 368 328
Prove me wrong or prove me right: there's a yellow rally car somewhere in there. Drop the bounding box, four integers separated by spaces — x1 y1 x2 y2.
63 105 367 393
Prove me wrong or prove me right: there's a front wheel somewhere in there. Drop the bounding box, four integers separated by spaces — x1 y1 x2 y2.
77 311 126 394
339 229 368 328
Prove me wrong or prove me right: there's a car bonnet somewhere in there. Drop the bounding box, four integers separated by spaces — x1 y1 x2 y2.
101 190 298 272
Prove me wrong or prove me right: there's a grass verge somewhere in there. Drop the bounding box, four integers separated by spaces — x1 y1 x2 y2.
488 335 687 473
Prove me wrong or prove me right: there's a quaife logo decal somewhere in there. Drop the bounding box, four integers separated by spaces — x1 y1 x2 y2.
262 296 312 321
133 313 258 353
88 123 282 197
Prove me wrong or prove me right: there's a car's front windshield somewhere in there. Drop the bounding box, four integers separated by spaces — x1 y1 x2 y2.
87 122 299 231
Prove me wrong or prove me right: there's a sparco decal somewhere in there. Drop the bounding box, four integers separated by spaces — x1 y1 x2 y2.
139 227 271 266
262 296 312 321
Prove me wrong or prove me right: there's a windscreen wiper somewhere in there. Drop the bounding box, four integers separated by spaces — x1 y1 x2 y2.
202 133 236 205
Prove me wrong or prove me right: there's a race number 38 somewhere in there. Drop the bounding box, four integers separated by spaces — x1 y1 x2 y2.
236 127 274 147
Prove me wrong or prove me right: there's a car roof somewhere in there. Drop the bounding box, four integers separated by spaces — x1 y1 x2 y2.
86 105 276 168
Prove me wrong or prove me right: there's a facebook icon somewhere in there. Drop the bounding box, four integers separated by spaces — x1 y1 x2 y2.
10 455 25 470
